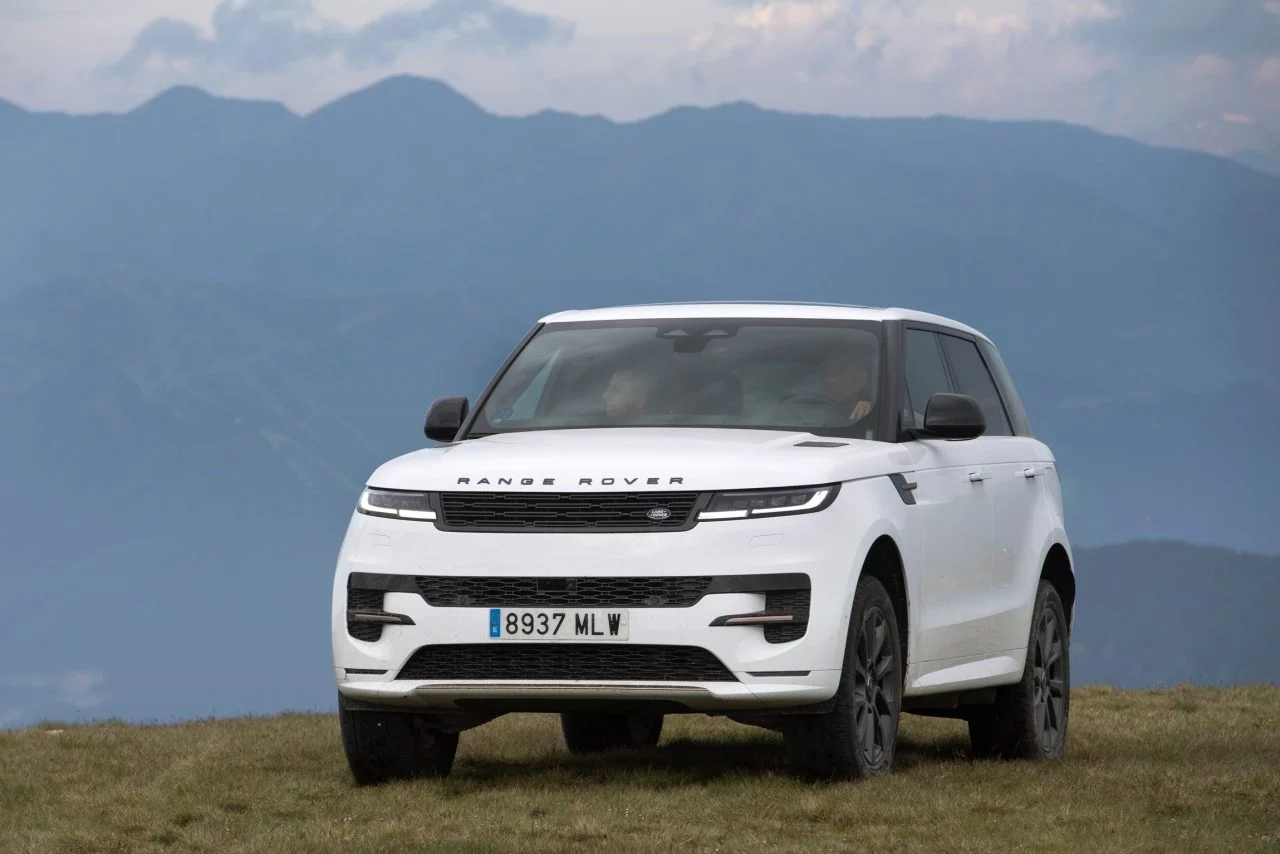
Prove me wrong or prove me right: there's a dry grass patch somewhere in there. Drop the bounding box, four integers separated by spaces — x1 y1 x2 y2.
2 686 1278 853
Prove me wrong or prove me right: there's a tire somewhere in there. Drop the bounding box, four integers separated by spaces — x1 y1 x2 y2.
967 579 1070 760
560 712 664 754
783 575 903 780
339 693 459 785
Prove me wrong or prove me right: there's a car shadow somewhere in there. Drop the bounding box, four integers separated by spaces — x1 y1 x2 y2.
456 734 783 786
450 731 976 786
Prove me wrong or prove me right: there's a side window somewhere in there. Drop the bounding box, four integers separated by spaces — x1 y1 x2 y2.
977 339 1032 436
902 329 951 429
939 334 1013 437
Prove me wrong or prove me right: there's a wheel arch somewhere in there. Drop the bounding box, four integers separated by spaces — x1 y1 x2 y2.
859 534 910 677
832 476 915 678
1040 542 1075 630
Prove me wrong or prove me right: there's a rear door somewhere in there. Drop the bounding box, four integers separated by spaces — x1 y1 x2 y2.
899 327 995 664
937 332 1046 653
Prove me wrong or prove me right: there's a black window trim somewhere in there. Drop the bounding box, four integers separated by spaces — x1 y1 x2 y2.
892 322 949 441
976 337 1034 438
896 321 1026 441
936 329 1015 437
906 320 1024 440
880 319 907 445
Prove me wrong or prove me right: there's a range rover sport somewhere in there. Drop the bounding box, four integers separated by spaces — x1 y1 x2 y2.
331 302 1074 782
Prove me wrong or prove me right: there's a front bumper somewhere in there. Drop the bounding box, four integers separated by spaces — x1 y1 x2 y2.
330 492 880 712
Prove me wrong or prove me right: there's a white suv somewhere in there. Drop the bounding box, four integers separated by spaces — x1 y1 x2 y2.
331 303 1074 782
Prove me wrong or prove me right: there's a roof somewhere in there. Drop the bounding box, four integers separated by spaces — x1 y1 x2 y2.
538 302 989 341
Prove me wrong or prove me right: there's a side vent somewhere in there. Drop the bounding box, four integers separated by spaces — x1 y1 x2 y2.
764 589 810 643
347 589 386 642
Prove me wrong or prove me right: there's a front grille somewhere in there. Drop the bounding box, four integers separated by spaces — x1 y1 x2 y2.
416 576 713 608
764 589 810 644
396 644 738 682
347 588 385 642
436 491 702 532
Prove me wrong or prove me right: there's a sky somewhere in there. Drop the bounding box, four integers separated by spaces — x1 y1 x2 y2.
1 0 1277 160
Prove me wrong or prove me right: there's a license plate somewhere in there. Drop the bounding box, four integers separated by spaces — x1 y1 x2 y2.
489 608 629 641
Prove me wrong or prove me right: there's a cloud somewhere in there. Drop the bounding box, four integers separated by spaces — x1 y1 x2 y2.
1064 1 1280 154
1259 56 1280 91
0 0 55 22
10 0 1274 163
687 1 1109 110
679 0 1279 158
345 0 573 65
7 671 107 709
114 18 225 75
1077 0 1280 62
110 0 573 76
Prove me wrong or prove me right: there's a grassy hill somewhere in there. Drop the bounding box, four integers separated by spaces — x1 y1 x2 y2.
3 686 1277 853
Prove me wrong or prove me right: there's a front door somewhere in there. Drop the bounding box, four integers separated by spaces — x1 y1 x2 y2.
899 327 995 664
938 331 1048 653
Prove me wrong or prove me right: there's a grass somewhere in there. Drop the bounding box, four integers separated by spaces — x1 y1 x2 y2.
2 685 1278 853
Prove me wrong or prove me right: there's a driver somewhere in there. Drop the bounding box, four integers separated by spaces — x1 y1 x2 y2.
602 368 655 419
820 347 875 423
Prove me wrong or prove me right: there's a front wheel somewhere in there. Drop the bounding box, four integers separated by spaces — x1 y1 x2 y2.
783 575 902 780
560 712 664 754
967 580 1070 760
339 693 459 785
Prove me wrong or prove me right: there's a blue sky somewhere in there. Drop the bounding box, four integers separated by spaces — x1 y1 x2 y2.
1 1 1277 156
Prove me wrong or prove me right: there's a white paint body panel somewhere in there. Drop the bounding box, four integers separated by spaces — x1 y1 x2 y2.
331 303 1072 711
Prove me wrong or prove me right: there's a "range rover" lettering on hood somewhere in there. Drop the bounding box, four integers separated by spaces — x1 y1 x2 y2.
455 476 685 486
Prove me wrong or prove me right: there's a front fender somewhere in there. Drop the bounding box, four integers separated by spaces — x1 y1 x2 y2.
831 475 916 669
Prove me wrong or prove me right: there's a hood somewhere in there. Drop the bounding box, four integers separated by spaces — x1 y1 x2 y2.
367 428 912 492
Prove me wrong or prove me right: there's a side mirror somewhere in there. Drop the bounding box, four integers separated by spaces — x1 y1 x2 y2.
912 393 985 440
424 396 469 443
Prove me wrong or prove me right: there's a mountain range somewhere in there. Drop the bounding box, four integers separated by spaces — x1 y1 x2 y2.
0 76 1277 728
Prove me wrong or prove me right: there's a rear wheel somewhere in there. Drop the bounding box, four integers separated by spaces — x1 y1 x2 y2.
783 575 902 780
967 580 1070 760
560 712 664 754
339 693 459 785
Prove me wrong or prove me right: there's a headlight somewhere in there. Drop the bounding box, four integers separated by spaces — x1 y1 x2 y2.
357 488 437 521
698 484 840 520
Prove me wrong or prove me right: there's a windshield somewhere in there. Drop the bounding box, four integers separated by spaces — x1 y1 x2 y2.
469 318 885 440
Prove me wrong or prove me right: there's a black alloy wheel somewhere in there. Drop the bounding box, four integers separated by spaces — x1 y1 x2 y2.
967 580 1071 760
1031 602 1067 754
852 605 899 768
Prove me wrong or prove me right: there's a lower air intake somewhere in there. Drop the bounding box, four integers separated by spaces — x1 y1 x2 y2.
396 644 738 683
764 589 811 643
347 588 385 642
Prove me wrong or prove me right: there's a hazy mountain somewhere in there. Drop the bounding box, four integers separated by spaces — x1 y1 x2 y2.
2 77 1277 395
1232 149 1280 176
0 278 1276 729
2 78 1276 546
1 76 1278 727
0 276 532 729
1072 542 1280 688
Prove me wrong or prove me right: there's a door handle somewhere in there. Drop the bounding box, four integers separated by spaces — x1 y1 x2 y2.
968 471 989 483
1022 467 1043 478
